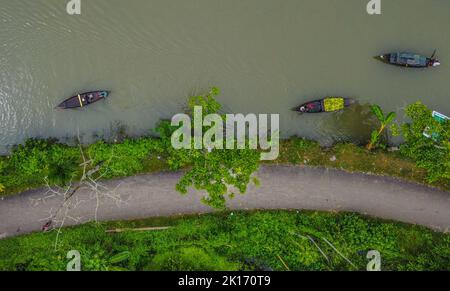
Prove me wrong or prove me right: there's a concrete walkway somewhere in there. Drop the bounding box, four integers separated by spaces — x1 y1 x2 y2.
0 166 449 238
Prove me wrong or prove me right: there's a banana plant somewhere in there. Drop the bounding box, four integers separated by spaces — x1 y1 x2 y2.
367 105 396 151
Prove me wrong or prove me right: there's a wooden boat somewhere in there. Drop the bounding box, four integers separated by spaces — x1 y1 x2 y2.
56 91 109 109
375 51 440 68
293 97 355 113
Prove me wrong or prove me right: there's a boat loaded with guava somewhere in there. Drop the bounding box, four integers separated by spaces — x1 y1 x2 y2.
56 91 109 109
375 51 440 68
293 97 355 113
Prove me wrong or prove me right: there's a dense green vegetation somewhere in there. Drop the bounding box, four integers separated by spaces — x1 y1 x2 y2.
393 102 450 184
0 211 448 271
0 138 168 195
156 87 261 209
0 139 82 193
87 137 166 178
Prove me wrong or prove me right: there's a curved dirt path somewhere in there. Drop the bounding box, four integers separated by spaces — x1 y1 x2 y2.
0 166 449 238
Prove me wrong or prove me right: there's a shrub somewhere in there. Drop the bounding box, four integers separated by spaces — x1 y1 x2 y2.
47 144 80 185
87 138 164 178
395 102 450 184
147 247 240 271
1 139 80 191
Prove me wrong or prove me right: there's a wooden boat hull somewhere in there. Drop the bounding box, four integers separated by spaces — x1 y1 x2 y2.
375 52 439 68
293 97 354 114
57 91 109 109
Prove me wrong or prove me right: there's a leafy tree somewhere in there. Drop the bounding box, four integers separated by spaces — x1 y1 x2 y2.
367 105 396 151
187 86 221 116
395 102 450 184
156 87 261 209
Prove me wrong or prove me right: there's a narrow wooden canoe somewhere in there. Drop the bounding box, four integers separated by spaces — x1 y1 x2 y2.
375 52 440 68
57 91 109 109
293 97 355 113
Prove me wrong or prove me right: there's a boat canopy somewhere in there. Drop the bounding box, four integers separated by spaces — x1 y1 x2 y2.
390 52 427 66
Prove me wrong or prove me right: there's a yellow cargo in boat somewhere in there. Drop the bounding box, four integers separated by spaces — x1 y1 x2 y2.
323 97 345 112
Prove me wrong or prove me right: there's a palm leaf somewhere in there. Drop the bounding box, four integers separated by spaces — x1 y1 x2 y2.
385 112 397 125
371 105 385 122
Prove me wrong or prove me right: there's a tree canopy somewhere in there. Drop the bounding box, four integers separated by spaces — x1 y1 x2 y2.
156 87 261 209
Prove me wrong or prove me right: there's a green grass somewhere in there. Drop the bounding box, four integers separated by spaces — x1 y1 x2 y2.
0 210 448 271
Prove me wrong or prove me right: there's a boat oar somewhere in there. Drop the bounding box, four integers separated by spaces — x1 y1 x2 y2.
77 94 84 107
430 49 437 59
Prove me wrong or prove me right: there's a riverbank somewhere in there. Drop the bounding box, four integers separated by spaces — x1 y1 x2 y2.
0 137 447 197
0 210 448 271
276 139 448 189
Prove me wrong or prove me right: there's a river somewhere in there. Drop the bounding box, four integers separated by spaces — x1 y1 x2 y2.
1 0 449 153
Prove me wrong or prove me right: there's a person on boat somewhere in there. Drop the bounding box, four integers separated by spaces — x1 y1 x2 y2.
87 94 94 103
299 102 321 113
428 59 441 67
431 60 441 67
308 101 323 113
